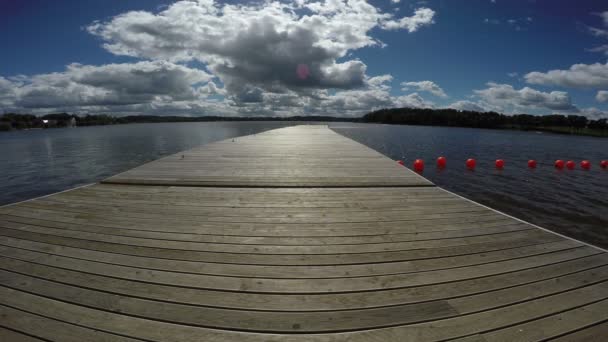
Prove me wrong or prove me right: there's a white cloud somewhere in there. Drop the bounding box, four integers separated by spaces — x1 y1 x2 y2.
598 11 608 26
525 62 608 89
5 61 212 109
87 0 435 101
484 17 530 30
1 0 439 117
0 77 16 107
449 100 487 112
380 8 435 31
483 18 500 25
596 90 608 103
589 26 608 38
587 44 608 55
577 107 608 119
474 82 578 112
395 92 435 108
401 80 447 98
587 11 608 39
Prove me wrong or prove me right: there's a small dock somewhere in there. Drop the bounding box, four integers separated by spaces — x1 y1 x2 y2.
1 125 607 341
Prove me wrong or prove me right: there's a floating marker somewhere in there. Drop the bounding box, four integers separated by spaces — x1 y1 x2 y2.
528 160 537 168
601 160 608 169
555 160 564 169
566 160 576 170
581 160 591 170
437 156 447 168
397 160 405 166
466 158 476 170
413 159 424 172
495 159 505 169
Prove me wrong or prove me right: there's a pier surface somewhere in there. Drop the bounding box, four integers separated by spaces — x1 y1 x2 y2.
1 125 607 341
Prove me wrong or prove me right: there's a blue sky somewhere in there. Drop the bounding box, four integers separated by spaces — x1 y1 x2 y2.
1 0 607 117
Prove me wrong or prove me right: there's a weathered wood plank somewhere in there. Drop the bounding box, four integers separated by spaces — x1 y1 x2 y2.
551 321 608 342
0 236 582 278
2 125 607 340
102 125 433 187
0 244 600 293
2 253 606 312
0 327 44 342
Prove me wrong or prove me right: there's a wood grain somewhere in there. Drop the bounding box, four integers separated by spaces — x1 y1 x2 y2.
1 125 606 341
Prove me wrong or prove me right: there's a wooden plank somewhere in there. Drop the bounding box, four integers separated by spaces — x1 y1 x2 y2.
0 210 510 238
2 282 608 341
2 125 607 340
1 261 607 333
0 226 566 265
0 305 142 342
0 236 583 278
0 244 600 293
0 215 522 245
0 221 541 254
2 253 606 312
0 327 44 342
479 299 608 341
551 321 608 342
102 126 433 187
0 270 457 333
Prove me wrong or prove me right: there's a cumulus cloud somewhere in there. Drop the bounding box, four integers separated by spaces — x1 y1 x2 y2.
597 90 608 103
290 75 434 117
395 93 435 108
449 100 487 112
525 62 608 88
380 8 435 31
401 80 447 98
1 0 438 116
87 0 435 102
576 107 608 119
474 82 578 111
9 61 212 109
0 77 16 107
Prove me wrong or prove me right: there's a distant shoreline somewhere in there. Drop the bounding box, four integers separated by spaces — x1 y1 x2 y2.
2 109 607 137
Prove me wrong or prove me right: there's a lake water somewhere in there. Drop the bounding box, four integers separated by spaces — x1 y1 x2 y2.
1 122 607 248
333 123 608 248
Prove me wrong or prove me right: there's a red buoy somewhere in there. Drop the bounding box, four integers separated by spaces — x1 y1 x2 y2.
466 158 476 169
528 160 537 168
554 160 564 169
397 160 405 166
581 160 591 170
601 160 608 169
437 156 447 168
566 160 575 170
413 159 424 172
495 159 505 169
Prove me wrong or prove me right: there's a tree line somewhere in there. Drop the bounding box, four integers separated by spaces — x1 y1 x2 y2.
362 108 608 135
2 109 607 137
0 113 357 131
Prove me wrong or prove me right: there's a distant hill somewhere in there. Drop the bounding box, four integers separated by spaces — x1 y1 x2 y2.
2 109 607 137
362 107 608 137
0 113 358 131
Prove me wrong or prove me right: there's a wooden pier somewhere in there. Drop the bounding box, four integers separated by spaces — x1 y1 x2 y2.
1 125 607 341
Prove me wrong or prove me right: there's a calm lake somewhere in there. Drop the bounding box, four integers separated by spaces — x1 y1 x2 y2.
1 122 607 248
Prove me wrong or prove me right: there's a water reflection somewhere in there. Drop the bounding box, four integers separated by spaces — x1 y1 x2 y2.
0 122 297 206
331 123 608 249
